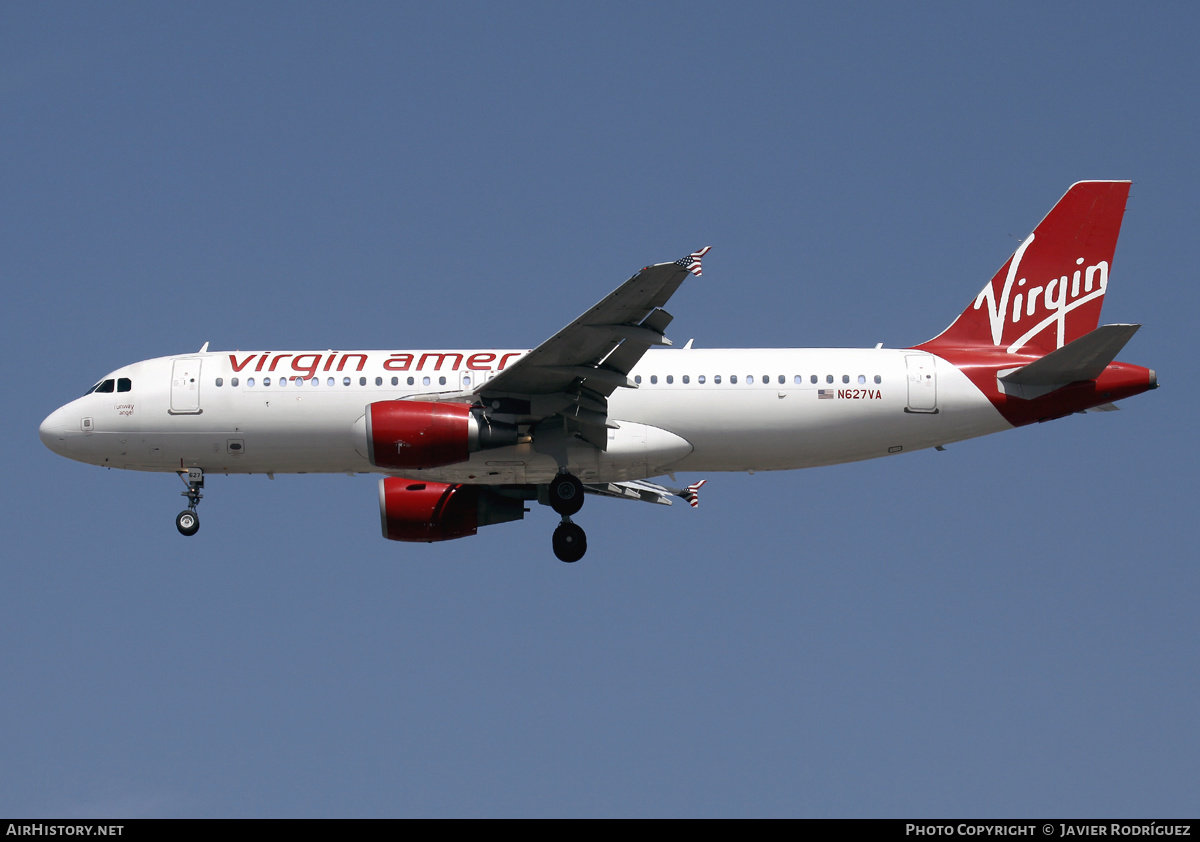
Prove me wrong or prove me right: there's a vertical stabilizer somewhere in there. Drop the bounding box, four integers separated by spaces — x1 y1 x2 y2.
919 181 1130 356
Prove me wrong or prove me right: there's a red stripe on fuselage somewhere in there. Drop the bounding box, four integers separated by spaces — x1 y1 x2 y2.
925 347 1155 426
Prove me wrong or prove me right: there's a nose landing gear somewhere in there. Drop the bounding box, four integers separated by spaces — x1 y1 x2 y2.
175 468 204 536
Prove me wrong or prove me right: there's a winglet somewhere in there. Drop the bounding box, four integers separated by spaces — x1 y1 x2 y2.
680 479 707 508
674 246 711 276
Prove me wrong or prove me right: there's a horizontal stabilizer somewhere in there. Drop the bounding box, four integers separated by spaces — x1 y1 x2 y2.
999 324 1140 399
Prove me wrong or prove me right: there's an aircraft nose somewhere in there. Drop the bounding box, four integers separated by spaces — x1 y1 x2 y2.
39 406 71 454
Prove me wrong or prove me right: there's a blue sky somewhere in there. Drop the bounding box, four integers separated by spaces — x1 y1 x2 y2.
3 2 1197 817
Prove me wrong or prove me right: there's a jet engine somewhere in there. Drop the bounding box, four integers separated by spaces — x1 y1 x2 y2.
365 400 518 470
378 478 526 542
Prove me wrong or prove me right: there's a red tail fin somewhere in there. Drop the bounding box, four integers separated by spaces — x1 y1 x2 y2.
919 181 1130 356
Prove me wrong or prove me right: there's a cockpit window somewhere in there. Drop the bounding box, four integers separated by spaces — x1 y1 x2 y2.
94 379 115 393
117 378 132 392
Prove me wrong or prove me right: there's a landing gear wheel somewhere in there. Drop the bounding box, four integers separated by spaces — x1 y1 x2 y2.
549 472 585 516
176 510 200 536
553 520 587 563
176 468 204 537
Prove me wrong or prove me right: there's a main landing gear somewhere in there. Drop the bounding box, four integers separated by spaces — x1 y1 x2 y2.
549 471 587 563
549 472 584 516
175 468 204 536
553 519 586 563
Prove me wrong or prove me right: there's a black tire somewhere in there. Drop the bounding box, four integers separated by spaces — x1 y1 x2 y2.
549 473 585 516
552 521 587 563
176 510 200 537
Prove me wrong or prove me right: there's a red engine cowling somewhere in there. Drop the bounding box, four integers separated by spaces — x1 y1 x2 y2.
366 400 518 470
367 401 473 469
378 478 525 543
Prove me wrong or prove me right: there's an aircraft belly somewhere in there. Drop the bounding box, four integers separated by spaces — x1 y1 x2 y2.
413 421 694 485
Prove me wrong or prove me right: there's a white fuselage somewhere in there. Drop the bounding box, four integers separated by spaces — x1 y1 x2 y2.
39 347 1011 483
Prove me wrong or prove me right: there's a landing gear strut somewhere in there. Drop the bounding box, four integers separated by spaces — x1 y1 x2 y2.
548 471 587 562
176 468 203 536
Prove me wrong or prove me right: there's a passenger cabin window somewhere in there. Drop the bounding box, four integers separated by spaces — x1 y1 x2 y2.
215 378 223 387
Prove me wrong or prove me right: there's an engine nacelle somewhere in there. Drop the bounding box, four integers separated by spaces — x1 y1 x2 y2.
378 478 525 542
365 400 518 470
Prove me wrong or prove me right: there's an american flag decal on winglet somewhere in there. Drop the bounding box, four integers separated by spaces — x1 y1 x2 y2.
674 246 711 276
681 479 707 508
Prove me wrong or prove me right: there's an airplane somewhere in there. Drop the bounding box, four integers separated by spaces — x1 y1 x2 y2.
39 181 1157 562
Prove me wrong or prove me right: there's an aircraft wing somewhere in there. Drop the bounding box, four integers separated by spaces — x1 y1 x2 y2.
583 478 707 507
477 247 709 447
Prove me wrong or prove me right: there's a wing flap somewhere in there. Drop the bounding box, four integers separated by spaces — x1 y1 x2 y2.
582 478 708 508
583 480 674 506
